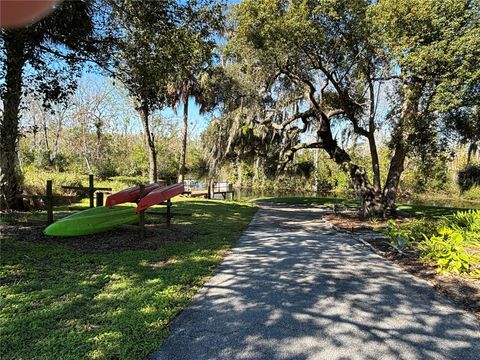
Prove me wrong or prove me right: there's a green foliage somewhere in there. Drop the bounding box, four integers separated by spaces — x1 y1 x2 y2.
397 203 478 218
370 0 480 111
215 0 480 216
458 165 480 193
383 210 480 276
1 0 104 209
0 199 257 360
402 219 439 240
463 186 480 201
443 209 480 230
439 209 480 244
383 218 438 252
419 228 479 275
21 169 155 196
22 167 83 196
1 0 100 108
383 220 410 253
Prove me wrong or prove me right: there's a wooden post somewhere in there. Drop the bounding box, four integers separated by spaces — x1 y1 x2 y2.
207 179 211 199
96 192 104 207
166 198 172 228
46 180 53 225
138 184 145 240
89 174 94 208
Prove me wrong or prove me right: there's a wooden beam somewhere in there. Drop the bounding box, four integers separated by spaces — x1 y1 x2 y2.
138 184 145 240
96 192 104 207
89 174 94 208
46 180 53 225
61 185 112 191
166 199 171 227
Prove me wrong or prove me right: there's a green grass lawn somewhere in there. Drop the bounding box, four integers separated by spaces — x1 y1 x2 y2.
0 199 257 360
260 196 360 207
262 196 478 218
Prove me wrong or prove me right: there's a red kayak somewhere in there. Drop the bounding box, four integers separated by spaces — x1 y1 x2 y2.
136 183 184 212
106 183 163 207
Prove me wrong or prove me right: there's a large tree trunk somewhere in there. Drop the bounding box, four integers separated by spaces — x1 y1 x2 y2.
382 82 421 216
347 163 383 217
317 112 382 217
367 133 381 193
382 142 407 216
0 30 26 210
137 102 157 183
236 156 242 187
178 95 189 183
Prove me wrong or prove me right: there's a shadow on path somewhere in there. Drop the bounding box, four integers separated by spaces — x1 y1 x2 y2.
151 204 480 360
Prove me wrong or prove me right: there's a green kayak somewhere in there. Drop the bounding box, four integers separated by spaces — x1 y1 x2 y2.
44 206 138 237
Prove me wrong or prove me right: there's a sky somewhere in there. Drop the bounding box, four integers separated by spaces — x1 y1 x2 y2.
80 71 215 139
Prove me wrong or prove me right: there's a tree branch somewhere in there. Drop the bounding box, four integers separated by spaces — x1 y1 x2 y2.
279 141 325 166
257 108 316 130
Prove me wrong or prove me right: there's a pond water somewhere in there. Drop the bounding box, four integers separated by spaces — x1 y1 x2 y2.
185 178 479 209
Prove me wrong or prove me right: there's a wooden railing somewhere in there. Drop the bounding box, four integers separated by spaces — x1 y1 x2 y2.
16 174 112 224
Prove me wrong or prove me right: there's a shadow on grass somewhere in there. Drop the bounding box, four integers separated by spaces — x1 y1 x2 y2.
260 196 359 207
0 199 257 360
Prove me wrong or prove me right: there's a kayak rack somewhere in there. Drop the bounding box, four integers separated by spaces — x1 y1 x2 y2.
136 185 191 240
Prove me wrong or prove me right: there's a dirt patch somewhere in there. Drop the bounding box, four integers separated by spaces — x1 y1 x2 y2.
323 209 411 231
0 221 195 254
325 211 480 320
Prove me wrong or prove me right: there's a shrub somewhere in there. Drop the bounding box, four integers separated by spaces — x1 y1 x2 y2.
419 228 479 275
462 185 480 201
440 210 480 244
383 220 410 253
383 211 479 277
458 165 480 193
93 158 119 180
442 209 480 230
383 218 437 253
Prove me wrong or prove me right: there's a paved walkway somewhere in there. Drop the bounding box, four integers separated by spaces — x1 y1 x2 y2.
151 203 480 360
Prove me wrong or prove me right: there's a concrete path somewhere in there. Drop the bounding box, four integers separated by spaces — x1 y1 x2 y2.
151 203 480 360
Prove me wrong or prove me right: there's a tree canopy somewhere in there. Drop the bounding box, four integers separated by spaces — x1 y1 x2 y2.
103 0 223 182
1 0 478 215
1 0 101 209
202 0 480 216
